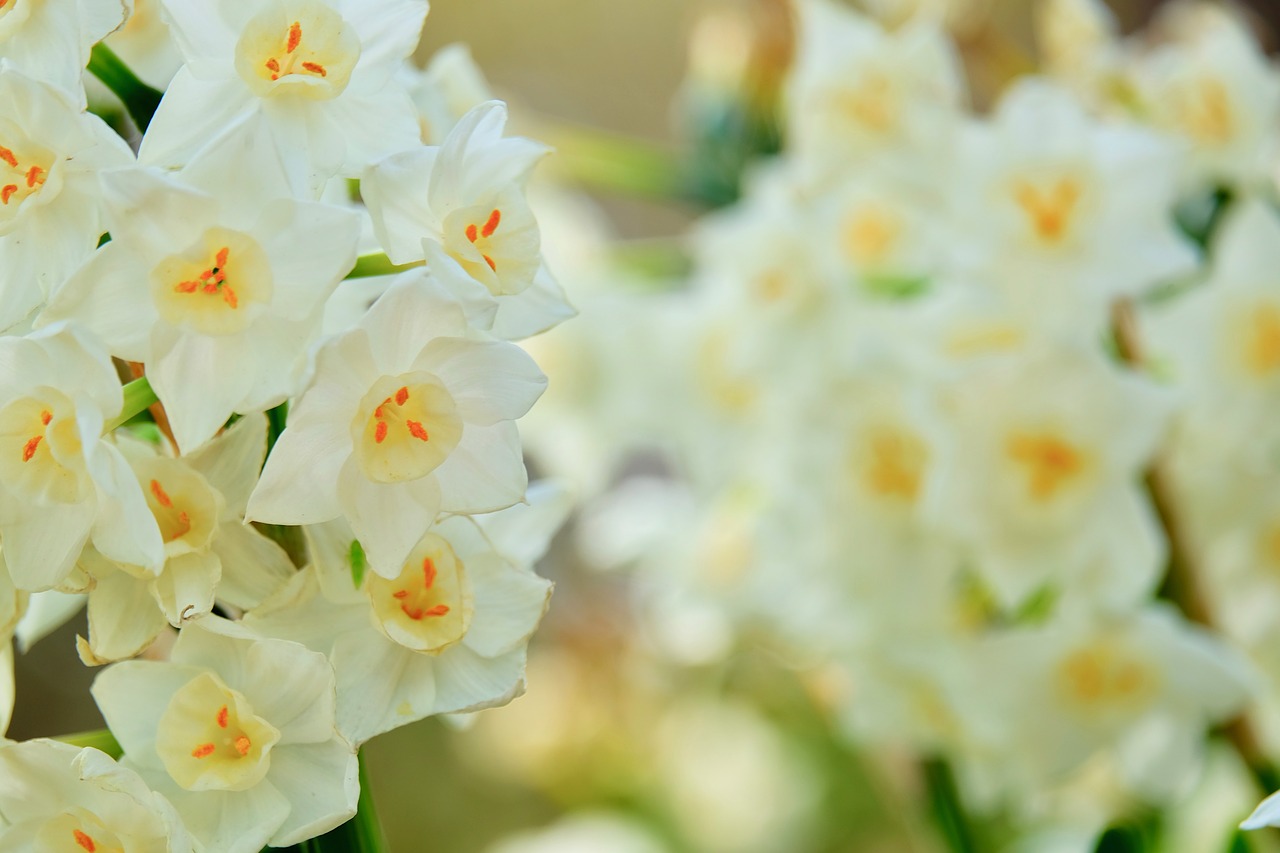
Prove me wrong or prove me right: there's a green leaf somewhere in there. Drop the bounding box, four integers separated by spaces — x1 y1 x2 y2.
105 376 158 433
346 253 421 280
56 728 123 760
349 540 366 589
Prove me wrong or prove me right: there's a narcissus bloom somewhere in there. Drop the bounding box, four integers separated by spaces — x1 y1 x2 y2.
0 68 134 332
141 0 427 194
246 276 545 576
0 325 164 591
0 739 195 851
92 616 358 853
77 415 295 664
247 482 565 745
0 0 130 97
40 140 361 453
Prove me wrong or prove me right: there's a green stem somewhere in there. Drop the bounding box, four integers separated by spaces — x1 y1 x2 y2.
57 728 122 760
105 376 158 432
87 44 164 133
346 253 421 280
922 758 976 853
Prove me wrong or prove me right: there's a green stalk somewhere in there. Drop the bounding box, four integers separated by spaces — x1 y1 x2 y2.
57 728 123 759
922 758 976 853
346 253 421 280
87 44 164 133
541 122 688 202
105 376 158 432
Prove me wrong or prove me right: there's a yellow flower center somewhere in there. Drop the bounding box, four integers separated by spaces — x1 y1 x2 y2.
1055 642 1159 713
841 205 903 269
0 392 85 503
156 671 280 792
151 228 273 336
1012 176 1082 244
1239 301 1280 378
832 73 898 134
0 119 55 224
367 534 473 653
353 374 463 483
235 2 360 100
134 458 221 558
35 810 125 853
1175 76 1234 146
1006 430 1087 502
852 424 930 504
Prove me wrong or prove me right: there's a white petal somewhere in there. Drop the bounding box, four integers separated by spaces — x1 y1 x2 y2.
91 659 206 769
14 589 85 652
238 631 338 745
98 164 219 255
0 499 93 591
264 741 359 847
157 780 288 853
148 329 255 454
85 569 167 663
246 423 351 526
1243 790 1280 830
462 554 551 657
364 147 439 263
330 629 433 745
477 480 573 566
38 241 157 362
211 522 296 611
88 442 165 573
152 551 221 626
326 88 422 175
138 69 255 170
254 198 361 320
416 337 546 425
431 643 527 715
360 275 469 373
337 458 440 577
432 421 527 514
184 413 268 515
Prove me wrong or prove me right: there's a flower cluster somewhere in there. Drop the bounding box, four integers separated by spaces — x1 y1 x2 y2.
527 0 1280 843
0 2 571 850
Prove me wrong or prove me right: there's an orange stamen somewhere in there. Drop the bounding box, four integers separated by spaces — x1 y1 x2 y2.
481 209 501 238
216 705 229 728
392 589 409 598
39 410 51 425
287 21 302 53
301 62 327 77
265 58 280 74
73 830 96 852
406 420 429 441
215 247 229 268
174 280 199 293
2 184 17 204
21 435 41 462
482 254 497 272
374 421 388 444
175 511 191 538
395 386 409 406
191 743 215 759
465 223 478 243
423 604 449 618
223 286 238 309
24 166 43 188
422 557 437 588
150 479 173 507
0 147 15 168
234 736 252 756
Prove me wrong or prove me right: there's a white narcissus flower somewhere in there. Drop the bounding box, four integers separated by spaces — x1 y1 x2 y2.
105 0 184 90
245 276 546 576
0 324 164 591
0 67 134 333
364 101 550 299
0 740 195 851
39 134 361 453
141 0 427 194
92 616 358 853
939 344 1170 611
77 414 295 664
0 0 130 97
246 482 566 745
408 42 493 144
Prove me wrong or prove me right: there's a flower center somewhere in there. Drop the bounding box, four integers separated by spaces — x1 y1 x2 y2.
34 810 125 853
1240 301 1280 378
151 227 273 336
1055 642 1159 714
135 458 221 557
832 73 898 134
352 374 463 483
156 671 280 792
235 2 360 100
1176 76 1234 146
1012 176 1082 244
0 391 85 503
1006 430 1087 502
367 534 473 653
0 120 57 227
841 205 903 269
854 424 930 503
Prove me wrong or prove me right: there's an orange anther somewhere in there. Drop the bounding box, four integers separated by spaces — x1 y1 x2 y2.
402 603 449 620
406 420 429 441
21 435 41 462
395 386 409 406
482 254 497 272
423 604 450 618
465 223 478 243
191 743 215 758
234 736 251 756
150 479 173 507
374 421 388 444
422 557 437 588
265 58 280 74
175 511 191 537
223 285 238 309
39 410 51 425
392 589 409 598
1 184 17 204
25 166 43 188
216 705 229 728
301 62 327 77
174 280 198 293
481 209 501 238
215 247 229 268
287 21 302 53
73 829 96 852
202 281 219 294
0 147 15 168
